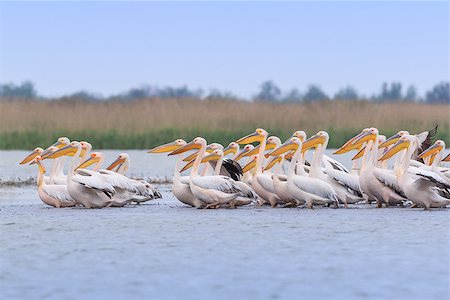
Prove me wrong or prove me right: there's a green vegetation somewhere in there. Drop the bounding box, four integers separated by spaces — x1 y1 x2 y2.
0 98 448 149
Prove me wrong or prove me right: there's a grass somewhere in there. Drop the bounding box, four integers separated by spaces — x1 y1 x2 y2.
0 98 448 149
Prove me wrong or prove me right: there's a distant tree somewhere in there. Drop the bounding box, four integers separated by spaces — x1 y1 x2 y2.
253 81 281 102
404 85 417 101
377 82 403 101
63 91 102 101
334 86 359 100
425 82 450 104
282 88 303 102
0 81 37 99
303 84 329 102
205 89 238 100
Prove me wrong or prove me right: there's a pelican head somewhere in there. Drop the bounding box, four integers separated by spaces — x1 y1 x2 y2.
334 128 369 154
379 130 409 148
235 144 254 161
242 155 258 173
223 142 239 156
169 137 206 156
76 152 104 170
236 128 268 144
41 137 71 158
181 149 224 172
80 141 92 157
351 133 386 160
105 153 129 171
269 137 302 156
20 147 44 165
46 141 81 159
291 131 307 142
148 139 187 153
379 135 416 161
302 131 328 152
351 127 378 147
33 156 46 174
418 140 445 160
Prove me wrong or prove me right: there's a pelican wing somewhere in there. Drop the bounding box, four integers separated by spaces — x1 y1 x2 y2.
222 158 243 181
73 169 116 195
192 176 242 194
42 185 74 203
373 168 406 197
256 174 276 194
234 181 257 199
322 154 350 173
414 125 438 161
98 169 149 195
324 168 360 193
411 168 450 190
292 176 337 200
180 176 190 185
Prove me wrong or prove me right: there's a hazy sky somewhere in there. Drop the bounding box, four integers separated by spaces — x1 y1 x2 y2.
0 1 448 98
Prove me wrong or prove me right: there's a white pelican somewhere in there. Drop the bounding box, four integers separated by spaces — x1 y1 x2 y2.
236 129 283 207
77 151 161 205
195 149 256 207
32 156 76 208
20 147 67 185
379 126 438 163
149 139 205 208
261 136 298 207
48 142 153 208
106 153 130 175
417 140 450 183
170 137 253 209
379 135 450 210
304 131 363 206
270 137 339 209
350 128 407 207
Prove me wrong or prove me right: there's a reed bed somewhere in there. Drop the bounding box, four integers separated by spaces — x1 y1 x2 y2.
0 98 448 149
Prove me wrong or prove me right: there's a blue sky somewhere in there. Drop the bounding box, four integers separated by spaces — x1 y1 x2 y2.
0 1 448 98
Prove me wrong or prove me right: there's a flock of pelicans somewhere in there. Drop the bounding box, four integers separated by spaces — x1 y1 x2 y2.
20 126 450 210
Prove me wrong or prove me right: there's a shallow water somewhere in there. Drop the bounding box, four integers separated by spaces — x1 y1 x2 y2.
1 151 449 299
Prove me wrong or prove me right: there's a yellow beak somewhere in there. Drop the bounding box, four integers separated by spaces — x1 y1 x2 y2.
148 141 185 153
269 139 299 156
379 133 401 148
352 131 377 147
46 144 78 159
223 145 237 156
242 158 257 173
302 134 326 152
235 147 253 161
334 131 365 154
76 155 101 170
263 156 282 172
351 145 366 160
169 141 200 156
20 149 42 165
379 139 410 161
418 143 443 159
104 156 123 171
236 131 264 144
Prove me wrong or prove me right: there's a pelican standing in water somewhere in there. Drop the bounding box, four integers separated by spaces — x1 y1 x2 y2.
236 129 283 207
149 139 205 208
269 137 339 209
170 137 253 209
379 135 450 210
32 156 76 208
349 128 407 207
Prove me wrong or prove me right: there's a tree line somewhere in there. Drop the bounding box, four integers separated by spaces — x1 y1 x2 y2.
0 80 448 104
